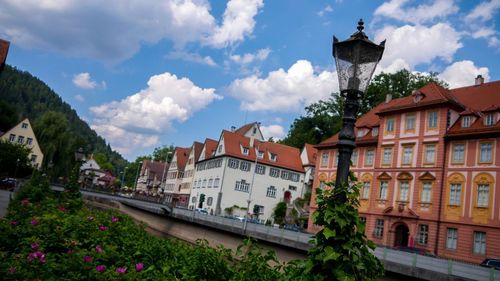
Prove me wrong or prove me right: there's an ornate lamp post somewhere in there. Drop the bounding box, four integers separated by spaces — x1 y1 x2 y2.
332 19 385 201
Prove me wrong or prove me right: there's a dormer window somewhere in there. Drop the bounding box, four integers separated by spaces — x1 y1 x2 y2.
270 153 277 162
242 147 249 155
461 116 471 128
257 150 264 159
218 145 223 153
357 129 365 138
372 127 379 137
485 114 495 126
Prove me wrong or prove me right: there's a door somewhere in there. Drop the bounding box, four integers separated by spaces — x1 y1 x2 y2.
394 224 409 247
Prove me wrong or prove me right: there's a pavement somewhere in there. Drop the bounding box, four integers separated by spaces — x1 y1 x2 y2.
0 189 12 217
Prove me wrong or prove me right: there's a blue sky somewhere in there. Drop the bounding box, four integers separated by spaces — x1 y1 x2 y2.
2 0 499 160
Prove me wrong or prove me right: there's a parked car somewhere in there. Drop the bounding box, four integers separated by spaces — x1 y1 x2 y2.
283 224 300 232
0 177 16 191
393 246 436 257
480 258 500 270
194 208 208 214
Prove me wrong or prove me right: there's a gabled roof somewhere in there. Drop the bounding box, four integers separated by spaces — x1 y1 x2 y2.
203 138 218 159
141 159 167 177
221 130 304 173
235 122 258 135
192 141 204 162
302 143 317 166
174 147 191 171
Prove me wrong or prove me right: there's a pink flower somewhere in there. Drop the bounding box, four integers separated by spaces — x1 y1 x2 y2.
95 265 106 273
135 263 144 272
67 249 74 255
31 219 39 225
83 255 93 263
95 245 103 253
99 225 108 231
27 251 46 263
111 216 119 223
116 267 127 275
7 267 16 274
9 220 17 226
21 199 29 206
58 206 66 212
31 243 40 250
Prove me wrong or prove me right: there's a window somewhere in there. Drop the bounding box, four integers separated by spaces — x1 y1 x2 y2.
192 196 197 203
479 143 493 163
207 179 213 188
461 116 471 128
386 118 395 133
335 152 339 167
257 151 264 159
418 225 429 245
477 184 489 207
382 147 392 165
269 168 279 177
228 159 239 169
281 170 290 180
21 122 28 129
446 228 458 250
361 181 370 199
254 204 264 214
402 146 413 165
449 183 462 205
266 186 276 198
31 154 37 163
17 136 24 144
240 161 251 171
399 181 409 202
288 185 297 191
485 114 495 126
242 147 249 155
207 197 213 206
405 114 416 131
473 232 486 255
421 182 432 203
319 181 326 190
428 111 438 129
351 150 358 166
379 181 388 200
321 152 329 167
452 144 465 163
202 179 207 188
218 145 223 153
365 149 374 166
255 164 266 175
424 144 436 164
290 173 300 182
235 180 249 192
213 178 220 189
374 219 384 238
372 127 379 136
9 134 15 142
270 153 277 162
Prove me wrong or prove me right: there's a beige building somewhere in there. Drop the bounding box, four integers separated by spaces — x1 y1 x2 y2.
0 118 44 168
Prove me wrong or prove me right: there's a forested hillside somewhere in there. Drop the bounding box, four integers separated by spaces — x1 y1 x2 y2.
0 65 126 177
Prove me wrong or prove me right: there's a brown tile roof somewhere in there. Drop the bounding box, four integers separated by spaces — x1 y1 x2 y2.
303 143 317 166
203 138 218 159
141 160 168 179
221 130 304 173
192 141 204 162
174 147 191 171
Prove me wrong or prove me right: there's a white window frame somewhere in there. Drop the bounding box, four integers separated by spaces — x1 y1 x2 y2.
418 224 429 245
424 144 436 164
477 184 489 207
473 231 486 255
379 181 388 200
446 228 458 250
374 219 384 238
449 183 462 205
321 152 329 167
485 114 495 126
452 144 465 163
382 147 392 165
461 116 471 128
361 181 370 199
386 118 395 133
365 149 374 166
399 181 409 202
266 186 276 198
421 182 432 203
402 146 413 165
479 143 492 163
428 111 438 129
405 114 416 131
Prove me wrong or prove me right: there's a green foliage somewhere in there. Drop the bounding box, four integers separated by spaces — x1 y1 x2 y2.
0 65 127 177
273 202 287 225
0 140 33 178
287 177 384 281
152 145 175 162
93 153 114 172
0 99 18 131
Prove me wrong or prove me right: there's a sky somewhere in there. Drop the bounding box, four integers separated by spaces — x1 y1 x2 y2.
1 0 499 161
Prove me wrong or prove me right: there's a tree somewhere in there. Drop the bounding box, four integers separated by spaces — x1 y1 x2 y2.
152 144 175 162
93 152 114 173
123 156 151 187
0 100 18 131
272 202 287 225
0 140 33 178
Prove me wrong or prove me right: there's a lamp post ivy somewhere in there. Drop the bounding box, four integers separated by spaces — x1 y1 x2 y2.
333 19 385 201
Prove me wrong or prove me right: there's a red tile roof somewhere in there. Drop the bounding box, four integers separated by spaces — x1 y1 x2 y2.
221 130 304 173
303 143 317 166
0 39 9 71
174 147 191 171
192 141 204 162
203 138 218 159
235 122 257 135
141 160 168 179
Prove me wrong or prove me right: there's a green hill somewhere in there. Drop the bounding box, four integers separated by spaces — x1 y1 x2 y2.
0 65 127 177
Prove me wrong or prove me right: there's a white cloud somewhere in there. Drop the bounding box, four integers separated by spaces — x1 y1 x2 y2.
229 48 271 65
74 94 85 102
374 23 462 69
260 124 286 140
166 51 217 66
90 124 159 156
227 60 338 112
73 72 98 89
206 0 264 48
0 0 263 63
374 0 458 24
90 72 222 155
465 0 500 22
317 5 333 17
438 60 490 88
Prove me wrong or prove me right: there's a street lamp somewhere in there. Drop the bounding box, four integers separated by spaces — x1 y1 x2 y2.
243 145 260 233
121 167 128 188
332 19 385 201
160 151 172 193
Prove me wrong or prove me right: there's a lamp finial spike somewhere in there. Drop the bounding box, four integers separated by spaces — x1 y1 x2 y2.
357 19 364 32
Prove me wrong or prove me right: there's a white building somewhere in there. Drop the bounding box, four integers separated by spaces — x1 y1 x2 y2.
0 118 44 168
188 123 306 222
164 146 191 207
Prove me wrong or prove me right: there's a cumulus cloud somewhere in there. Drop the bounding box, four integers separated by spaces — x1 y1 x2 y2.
74 94 85 102
90 124 160 156
260 124 286 140
374 0 458 24
438 60 490 88
206 0 264 48
464 0 500 50
165 51 217 66
317 5 333 17
90 72 222 155
227 60 338 112
229 48 271 65
72 72 99 89
374 23 462 69
0 0 263 63
465 0 500 22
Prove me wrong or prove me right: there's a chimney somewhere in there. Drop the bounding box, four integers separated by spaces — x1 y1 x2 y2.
231 126 236 132
385 94 392 103
475 74 484 86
